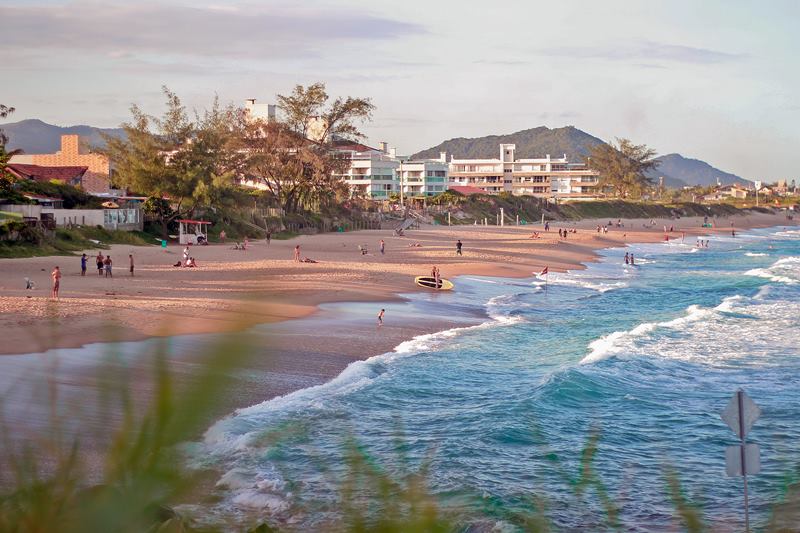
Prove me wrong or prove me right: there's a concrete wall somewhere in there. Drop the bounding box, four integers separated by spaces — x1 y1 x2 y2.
1 204 43 218
43 208 105 226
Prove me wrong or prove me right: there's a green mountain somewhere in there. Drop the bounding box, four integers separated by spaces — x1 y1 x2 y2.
649 153 750 187
411 126 605 161
0 119 125 153
413 126 750 189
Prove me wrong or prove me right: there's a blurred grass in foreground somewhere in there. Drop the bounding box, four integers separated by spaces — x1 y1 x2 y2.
0 331 799 532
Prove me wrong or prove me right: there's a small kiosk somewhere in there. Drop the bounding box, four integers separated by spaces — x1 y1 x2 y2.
177 219 211 245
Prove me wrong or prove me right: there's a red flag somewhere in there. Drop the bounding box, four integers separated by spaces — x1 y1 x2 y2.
540 266 548 276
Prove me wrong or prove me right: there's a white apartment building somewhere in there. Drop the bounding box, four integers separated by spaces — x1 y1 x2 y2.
243 99 277 123
448 144 600 198
398 152 449 197
333 142 400 200
333 143 450 200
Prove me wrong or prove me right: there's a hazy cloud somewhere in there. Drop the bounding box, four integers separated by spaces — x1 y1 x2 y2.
0 1 425 59
539 41 743 64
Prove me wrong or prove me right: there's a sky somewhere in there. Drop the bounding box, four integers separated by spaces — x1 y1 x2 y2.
1 0 798 180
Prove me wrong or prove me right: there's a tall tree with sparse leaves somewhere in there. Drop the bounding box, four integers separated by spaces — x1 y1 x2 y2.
242 83 374 213
589 138 659 198
101 88 246 237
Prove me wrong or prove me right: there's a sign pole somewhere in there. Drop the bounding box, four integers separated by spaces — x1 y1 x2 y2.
738 390 750 533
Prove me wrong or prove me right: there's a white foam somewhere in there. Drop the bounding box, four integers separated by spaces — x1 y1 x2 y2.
744 256 800 284
540 273 628 293
581 303 723 364
745 252 767 257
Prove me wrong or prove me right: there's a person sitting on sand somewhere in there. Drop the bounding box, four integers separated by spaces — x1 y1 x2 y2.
358 245 368 255
529 232 540 239
301 257 318 263
173 260 182 267
408 242 422 247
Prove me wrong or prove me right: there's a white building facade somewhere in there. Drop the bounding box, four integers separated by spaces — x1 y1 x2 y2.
448 144 600 199
334 144 449 200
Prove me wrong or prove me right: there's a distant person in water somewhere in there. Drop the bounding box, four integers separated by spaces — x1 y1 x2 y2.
51 266 61 299
294 245 301 262
456 239 463 256
630 254 635 266
624 252 630 265
377 309 384 327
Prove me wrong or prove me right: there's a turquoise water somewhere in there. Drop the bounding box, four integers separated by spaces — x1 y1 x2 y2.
202 226 800 530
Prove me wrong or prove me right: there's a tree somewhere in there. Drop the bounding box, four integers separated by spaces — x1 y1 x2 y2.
242 83 374 213
101 88 245 237
0 105 24 202
588 138 659 199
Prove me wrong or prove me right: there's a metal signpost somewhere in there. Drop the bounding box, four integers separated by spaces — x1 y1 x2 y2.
720 389 762 532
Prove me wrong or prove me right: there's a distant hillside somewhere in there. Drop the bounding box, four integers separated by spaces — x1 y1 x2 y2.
0 119 125 153
411 126 606 161
413 126 754 189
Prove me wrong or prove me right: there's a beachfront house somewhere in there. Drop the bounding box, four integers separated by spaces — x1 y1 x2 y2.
448 144 600 199
8 134 113 194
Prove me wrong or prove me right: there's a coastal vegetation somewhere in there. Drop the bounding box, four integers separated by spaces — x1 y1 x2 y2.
0 224 150 258
588 138 660 199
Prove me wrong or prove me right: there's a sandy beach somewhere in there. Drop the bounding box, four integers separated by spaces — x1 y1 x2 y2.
0 211 796 467
3 212 792 357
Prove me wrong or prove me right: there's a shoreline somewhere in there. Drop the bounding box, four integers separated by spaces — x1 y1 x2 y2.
2 212 793 358
0 212 795 484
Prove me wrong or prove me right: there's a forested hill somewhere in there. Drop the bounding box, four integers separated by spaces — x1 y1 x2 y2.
411 126 605 161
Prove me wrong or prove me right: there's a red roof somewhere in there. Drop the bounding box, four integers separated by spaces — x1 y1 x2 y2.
448 186 485 196
6 163 88 184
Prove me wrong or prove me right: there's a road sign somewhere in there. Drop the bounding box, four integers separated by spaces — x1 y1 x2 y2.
721 390 761 439
720 389 761 533
726 444 761 477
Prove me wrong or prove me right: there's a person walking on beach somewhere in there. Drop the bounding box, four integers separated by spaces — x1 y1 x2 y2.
219 230 226 244
80 253 87 276
96 252 104 276
380 239 385 255
266 231 272 245
624 252 630 265
377 309 384 327
129 254 135 276
104 255 113 277
456 239 463 256
294 245 301 262
51 266 61 299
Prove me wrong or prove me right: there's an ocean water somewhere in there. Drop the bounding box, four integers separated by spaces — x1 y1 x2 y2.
199 226 800 530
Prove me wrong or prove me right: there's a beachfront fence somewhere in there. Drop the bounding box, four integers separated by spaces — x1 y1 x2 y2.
282 218 382 234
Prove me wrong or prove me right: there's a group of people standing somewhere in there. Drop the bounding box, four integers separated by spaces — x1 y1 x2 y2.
85 252 125 278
